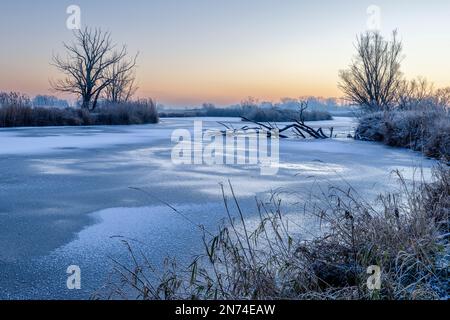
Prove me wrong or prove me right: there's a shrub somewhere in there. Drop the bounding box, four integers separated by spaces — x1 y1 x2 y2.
355 109 450 160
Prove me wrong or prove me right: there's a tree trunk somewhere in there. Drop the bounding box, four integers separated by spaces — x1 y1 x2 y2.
91 90 102 111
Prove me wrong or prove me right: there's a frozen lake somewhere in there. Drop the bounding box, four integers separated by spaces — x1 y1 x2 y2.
0 117 437 299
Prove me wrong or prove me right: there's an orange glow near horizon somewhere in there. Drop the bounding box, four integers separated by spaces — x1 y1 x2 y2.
0 50 346 106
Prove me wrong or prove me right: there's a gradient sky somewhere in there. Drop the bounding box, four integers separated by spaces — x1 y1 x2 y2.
1 0 450 106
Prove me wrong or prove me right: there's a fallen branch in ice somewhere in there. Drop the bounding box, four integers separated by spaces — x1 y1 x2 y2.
218 101 334 139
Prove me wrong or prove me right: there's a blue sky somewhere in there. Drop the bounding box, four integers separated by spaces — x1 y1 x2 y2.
1 0 449 106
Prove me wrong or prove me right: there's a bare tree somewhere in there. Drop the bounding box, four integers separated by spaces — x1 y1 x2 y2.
104 58 138 103
339 31 403 112
0 92 31 107
396 77 434 110
51 27 137 111
433 87 450 110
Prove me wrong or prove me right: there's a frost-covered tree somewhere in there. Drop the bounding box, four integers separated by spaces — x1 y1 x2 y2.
433 87 450 109
396 77 434 110
339 31 403 112
103 59 138 104
33 95 69 108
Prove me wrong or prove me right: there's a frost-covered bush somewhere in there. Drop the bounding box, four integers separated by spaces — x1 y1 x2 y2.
356 109 450 160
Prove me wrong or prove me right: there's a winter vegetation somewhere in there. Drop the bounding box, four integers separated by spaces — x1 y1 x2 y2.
356 109 449 161
0 92 158 127
339 31 450 161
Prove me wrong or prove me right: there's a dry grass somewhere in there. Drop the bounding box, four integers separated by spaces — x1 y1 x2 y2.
0 104 93 127
99 165 449 300
94 99 159 125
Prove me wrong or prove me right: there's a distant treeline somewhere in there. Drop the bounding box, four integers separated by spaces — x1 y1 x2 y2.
158 98 349 122
0 92 71 109
159 105 333 122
